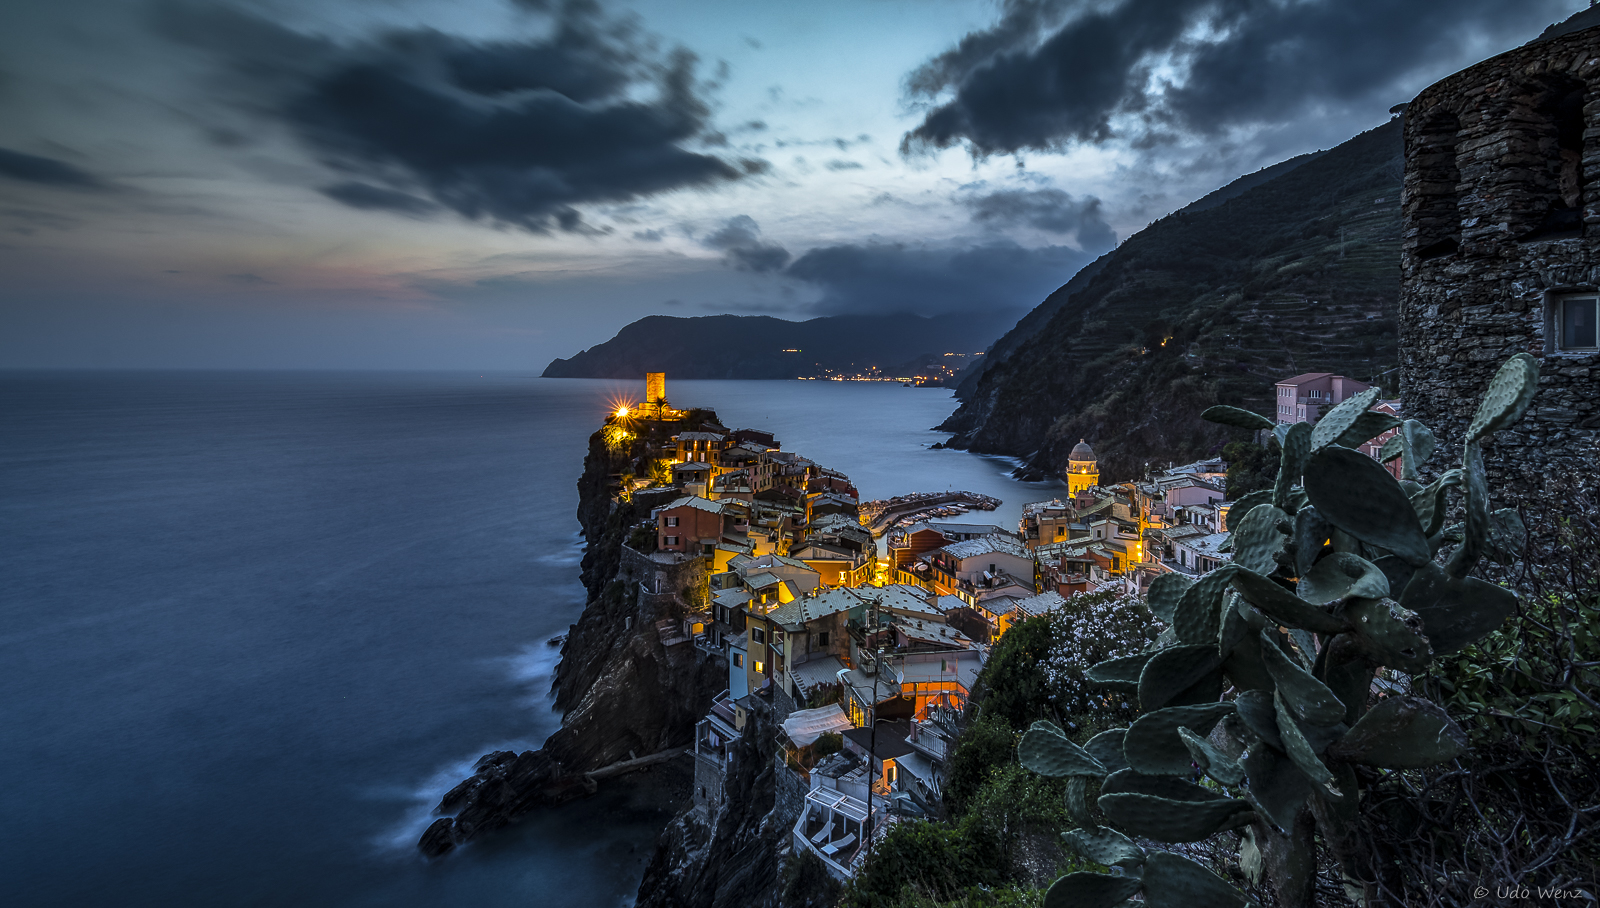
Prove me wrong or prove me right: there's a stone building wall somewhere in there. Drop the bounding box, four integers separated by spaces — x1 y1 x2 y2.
1401 23 1600 525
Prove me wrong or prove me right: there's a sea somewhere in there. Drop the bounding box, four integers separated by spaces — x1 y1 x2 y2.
0 373 1062 907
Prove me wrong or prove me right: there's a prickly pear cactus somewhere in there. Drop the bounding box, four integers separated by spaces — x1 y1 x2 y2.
1018 355 1539 908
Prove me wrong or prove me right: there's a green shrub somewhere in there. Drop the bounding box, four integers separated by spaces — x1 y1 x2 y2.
941 714 1016 817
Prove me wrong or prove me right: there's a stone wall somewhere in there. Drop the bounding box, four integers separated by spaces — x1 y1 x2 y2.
1400 24 1600 529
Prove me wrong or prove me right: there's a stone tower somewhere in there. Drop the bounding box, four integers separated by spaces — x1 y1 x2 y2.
1399 14 1600 523
646 372 666 406
1066 439 1099 496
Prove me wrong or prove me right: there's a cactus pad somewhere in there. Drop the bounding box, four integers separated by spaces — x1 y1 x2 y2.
1147 573 1194 623
1230 567 1350 634
1303 445 1432 567
1273 423 1312 512
1174 566 1237 644
1042 871 1143 908
1085 729 1131 775
1019 721 1109 778
1222 631 1276 693
1139 642 1222 712
1410 468 1462 538
1062 826 1145 868
1099 792 1255 842
1179 726 1246 785
1141 851 1252 908
1259 629 1347 726
1465 351 1539 442
1333 410 1402 449
1087 651 1156 692
1125 703 1236 775
1273 690 1339 795
1240 745 1312 834
1398 564 1516 655
1309 387 1381 450
1344 597 1432 672
1297 552 1389 604
1230 504 1290 576
1100 768 1230 802
1201 404 1275 432
1445 440 1490 579
1231 490 1275 525
1292 507 1332 576
1328 696 1468 768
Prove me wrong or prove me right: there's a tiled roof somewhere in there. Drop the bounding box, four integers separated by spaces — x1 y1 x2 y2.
941 534 1032 561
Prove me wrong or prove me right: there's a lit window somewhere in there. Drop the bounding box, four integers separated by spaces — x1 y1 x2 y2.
754 660 765 674
1555 295 1599 351
733 654 743 668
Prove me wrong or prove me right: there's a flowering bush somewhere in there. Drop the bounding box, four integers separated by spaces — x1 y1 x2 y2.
1040 589 1162 720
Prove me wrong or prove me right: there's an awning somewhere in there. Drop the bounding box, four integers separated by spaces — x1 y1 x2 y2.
782 704 853 747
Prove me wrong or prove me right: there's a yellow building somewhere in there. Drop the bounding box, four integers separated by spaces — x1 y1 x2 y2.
1065 439 1099 496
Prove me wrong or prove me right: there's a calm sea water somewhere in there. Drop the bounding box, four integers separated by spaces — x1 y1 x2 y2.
0 373 1059 907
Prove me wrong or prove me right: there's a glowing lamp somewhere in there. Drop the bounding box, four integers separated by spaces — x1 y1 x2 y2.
615 406 630 418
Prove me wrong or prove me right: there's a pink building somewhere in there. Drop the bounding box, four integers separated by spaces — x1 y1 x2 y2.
1273 373 1372 424
1358 400 1404 480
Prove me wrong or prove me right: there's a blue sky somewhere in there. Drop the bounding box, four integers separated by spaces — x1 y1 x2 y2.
0 0 1583 368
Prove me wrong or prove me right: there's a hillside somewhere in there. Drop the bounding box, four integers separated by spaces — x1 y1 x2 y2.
941 117 1403 481
543 311 1013 381
950 150 1325 401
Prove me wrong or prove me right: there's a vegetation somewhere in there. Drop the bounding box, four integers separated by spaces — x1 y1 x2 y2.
1223 439 1279 500
1012 355 1590 908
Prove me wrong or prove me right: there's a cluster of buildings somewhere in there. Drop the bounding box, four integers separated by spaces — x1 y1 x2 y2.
617 366 1402 881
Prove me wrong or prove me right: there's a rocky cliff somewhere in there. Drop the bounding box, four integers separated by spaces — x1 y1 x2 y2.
942 119 1404 482
419 421 726 857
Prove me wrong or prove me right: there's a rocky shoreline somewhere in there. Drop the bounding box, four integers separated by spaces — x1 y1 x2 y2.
418 419 727 859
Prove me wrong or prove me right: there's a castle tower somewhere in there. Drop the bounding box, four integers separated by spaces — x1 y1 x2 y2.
1066 439 1099 497
646 372 666 407
1399 14 1600 528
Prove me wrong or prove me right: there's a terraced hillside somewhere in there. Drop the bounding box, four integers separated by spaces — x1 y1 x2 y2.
940 118 1403 482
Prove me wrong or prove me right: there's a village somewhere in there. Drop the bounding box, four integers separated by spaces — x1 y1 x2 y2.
606 368 1401 882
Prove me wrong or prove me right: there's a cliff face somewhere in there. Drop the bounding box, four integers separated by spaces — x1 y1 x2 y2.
419 422 726 857
942 119 1404 482
635 703 787 908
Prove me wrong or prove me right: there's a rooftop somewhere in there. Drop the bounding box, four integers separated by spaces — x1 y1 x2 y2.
940 534 1032 561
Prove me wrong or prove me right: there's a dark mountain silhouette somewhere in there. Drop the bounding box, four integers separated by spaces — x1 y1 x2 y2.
542 311 1017 381
941 118 1403 482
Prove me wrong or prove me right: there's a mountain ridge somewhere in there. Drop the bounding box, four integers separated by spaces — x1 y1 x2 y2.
542 311 1016 381
941 118 1404 482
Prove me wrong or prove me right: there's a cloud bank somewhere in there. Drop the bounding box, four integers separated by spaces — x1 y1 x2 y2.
903 0 1576 156
157 0 760 231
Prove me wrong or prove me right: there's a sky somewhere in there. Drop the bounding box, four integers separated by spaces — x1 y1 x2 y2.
0 0 1585 370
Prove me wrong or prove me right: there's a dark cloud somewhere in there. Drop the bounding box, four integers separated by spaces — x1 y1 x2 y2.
902 0 1576 156
701 215 790 272
319 182 438 215
824 159 864 171
786 240 1091 316
964 187 1115 249
0 146 106 189
633 228 664 241
157 1 757 231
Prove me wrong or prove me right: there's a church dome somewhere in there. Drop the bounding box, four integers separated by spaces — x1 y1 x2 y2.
1069 439 1096 462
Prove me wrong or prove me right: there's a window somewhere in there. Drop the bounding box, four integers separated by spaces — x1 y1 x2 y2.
816 632 829 648
1555 295 1599 351
750 628 765 644
754 660 765 674
664 515 679 527
733 653 743 668
1411 111 1462 257
664 535 679 546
